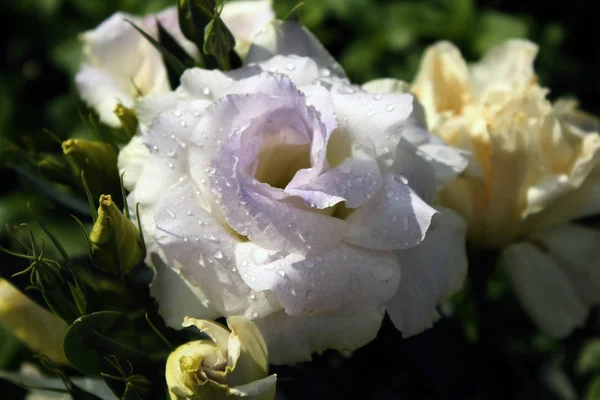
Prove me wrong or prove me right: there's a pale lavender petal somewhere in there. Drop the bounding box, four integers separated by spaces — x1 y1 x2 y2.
253 308 385 364
285 152 382 208
154 183 281 318
235 242 400 316
386 207 468 336
345 174 439 250
256 55 321 86
246 20 346 78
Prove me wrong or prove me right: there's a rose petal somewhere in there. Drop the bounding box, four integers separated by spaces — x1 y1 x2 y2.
154 184 279 318
235 242 400 316
256 55 321 86
117 136 150 191
75 66 136 127
246 20 345 78
529 224 600 304
503 242 588 338
285 152 383 208
253 308 385 364
386 207 467 336
345 174 439 250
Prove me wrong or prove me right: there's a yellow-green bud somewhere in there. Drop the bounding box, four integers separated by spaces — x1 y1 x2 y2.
166 316 276 400
114 104 139 138
89 194 142 275
0 279 69 364
62 139 119 196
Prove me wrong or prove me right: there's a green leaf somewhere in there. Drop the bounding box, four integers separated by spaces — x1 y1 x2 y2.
157 19 196 89
203 9 240 70
578 339 600 375
126 19 188 79
585 375 600 400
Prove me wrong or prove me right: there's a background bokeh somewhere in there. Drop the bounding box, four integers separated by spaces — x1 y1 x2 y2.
0 0 598 399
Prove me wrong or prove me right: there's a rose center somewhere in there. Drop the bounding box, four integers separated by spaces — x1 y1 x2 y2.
253 126 311 189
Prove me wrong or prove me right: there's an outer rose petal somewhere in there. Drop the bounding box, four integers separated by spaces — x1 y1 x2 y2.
235 242 400 316
220 0 275 58
146 242 219 328
411 41 471 128
253 308 385 364
246 20 346 78
117 136 149 191
75 66 136 126
154 184 280 318
386 207 467 336
345 174 439 250
391 139 437 204
504 242 588 338
470 39 538 102
528 224 600 304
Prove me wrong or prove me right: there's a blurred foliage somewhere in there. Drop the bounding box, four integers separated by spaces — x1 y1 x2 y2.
0 0 598 399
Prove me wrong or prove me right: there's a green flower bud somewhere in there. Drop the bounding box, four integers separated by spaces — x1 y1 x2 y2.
62 139 119 196
0 279 69 364
166 316 276 400
113 104 139 138
89 194 142 275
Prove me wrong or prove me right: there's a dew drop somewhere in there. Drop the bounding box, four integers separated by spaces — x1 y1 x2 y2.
285 62 296 71
186 209 192 216
212 249 223 259
249 275 256 283
167 162 174 169
366 109 375 117
277 270 286 277
251 311 258 318
337 85 355 94
385 104 395 112
180 121 187 127
166 208 176 218
385 189 395 198
201 86 211 96
249 293 256 300
320 68 331 77
391 215 398 222
193 111 201 117
167 149 176 157
204 233 219 242
172 109 182 117
151 145 158 152
394 175 408 184
373 94 382 100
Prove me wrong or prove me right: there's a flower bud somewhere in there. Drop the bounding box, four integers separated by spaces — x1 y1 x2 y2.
89 194 142 275
166 316 276 400
62 139 119 196
114 103 139 138
0 279 69 364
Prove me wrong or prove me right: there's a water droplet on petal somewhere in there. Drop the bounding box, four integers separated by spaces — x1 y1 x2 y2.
320 68 331 77
172 109 182 117
201 86 211 96
167 162 174 169
252 247 270 265
391 215 398 222
204 233 219 242
186 209 192 216
166 208 176 218
286 62 296 71
212 249 223 259
249 275 256 283
251 311 258 318
249 293 256 300
373 94 382 100
394 175 408 184
385 104 395 112
277 270 286 277
385 190 395 198
366 109 375 117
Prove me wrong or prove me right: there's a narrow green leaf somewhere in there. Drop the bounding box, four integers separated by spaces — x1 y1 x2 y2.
135 203 146 260
125 20 187 78
81 171 98 223
70 215 96 267
283 2 305 21
119 172 130 220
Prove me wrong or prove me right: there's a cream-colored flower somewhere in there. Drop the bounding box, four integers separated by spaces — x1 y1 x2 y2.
0 279 69 364
412 40 600 337
166 316 276 400
76 2 274 127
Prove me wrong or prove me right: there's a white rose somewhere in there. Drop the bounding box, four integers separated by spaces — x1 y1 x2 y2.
119 21 469 364
412 40 600 337
76 2 274 127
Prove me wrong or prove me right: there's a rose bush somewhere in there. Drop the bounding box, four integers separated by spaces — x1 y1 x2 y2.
76 1 274 127
412 40 600 337
119 20 469 364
